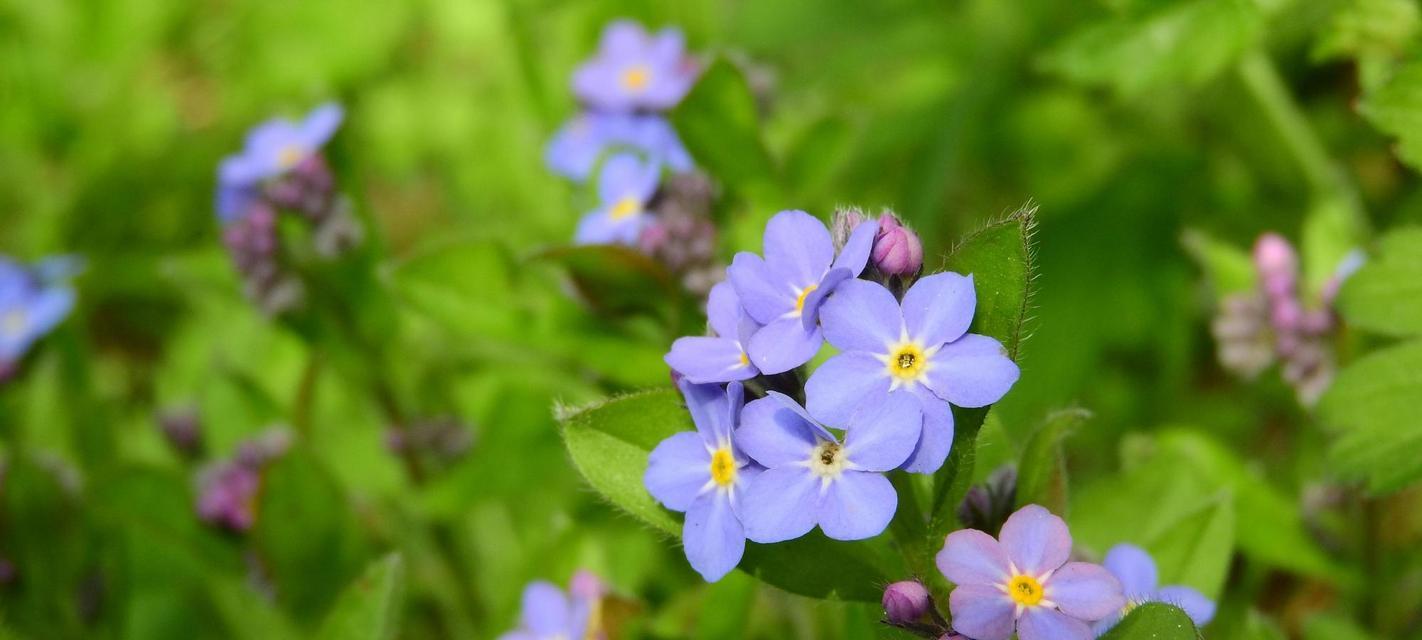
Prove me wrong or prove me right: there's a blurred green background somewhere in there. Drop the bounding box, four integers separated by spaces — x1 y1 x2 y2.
3 0 1421 638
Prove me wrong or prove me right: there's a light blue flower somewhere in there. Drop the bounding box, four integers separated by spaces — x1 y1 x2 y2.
546 112 691 182
1093 544 1216 635
573 20 698 112
216 103 343 222
0 256 78 367
574 153 660 246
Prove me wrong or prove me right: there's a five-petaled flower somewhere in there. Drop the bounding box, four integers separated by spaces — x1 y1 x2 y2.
498 580 592 640
1093 543 1215 636
575 153 661 246
665 282 761 384
738 392 919 543
644 381 762 581
805 273 1019 473
546 113 692 182
216 103 343 222
728 210 879 374
573 21 699 113
0 256 77 372
938 504 1124 640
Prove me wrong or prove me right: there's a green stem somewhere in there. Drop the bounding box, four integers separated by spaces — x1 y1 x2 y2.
291 353 321 441
888 471 931 577
1236 51 1357 205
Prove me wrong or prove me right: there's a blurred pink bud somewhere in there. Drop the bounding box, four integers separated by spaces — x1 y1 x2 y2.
882 580 931 624
1253 233 1297 278
871 214 924 277
570 570 606 601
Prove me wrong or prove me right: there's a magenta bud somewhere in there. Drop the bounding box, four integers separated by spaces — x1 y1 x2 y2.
883 580 931 624
871 213 923 278
1253 233 1297 278
1271 299 1302 332
570 569 606 601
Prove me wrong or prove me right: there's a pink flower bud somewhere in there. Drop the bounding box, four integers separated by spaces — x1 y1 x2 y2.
882 580 931 624
570 570 606 601
1253 233 1297 280
871 213 923 277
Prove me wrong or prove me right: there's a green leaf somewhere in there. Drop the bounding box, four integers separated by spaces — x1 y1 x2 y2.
560 389 687 535
670 58 778 197
316 554 406 640
535 244 681 318
559 389 895 601
1181 229 1257 295
1101 603 1201 640
1015 408 1089 514
1146 493 1235 600
389 239 519 338
1300 198 1368 303
1361 60 1422 170
1303 613 1376 640
943 204 1037 358
1313 0 1420 63
1318 339 1422 492
1041 0 1264 97
1337 227 1422 336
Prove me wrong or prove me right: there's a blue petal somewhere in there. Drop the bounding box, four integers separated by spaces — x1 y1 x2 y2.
1155 585 1216 627
923 333 1020 408
819 471 896 541
820 279 901 353
948 583 1015 640
832 218 879 274
899 387 952 473
299 102 344 150
1017 607 1093 640
762 210 834 289
1048 562 1125 622
800 268 850 331
705 281 743 339
740 466 820 543
737 396 820 468
645 432 711 512
728 252 793 324
746 316 822 375
1103 544 1158 598
903 272 976 347
842 393 921 472
683 491 746 581
679 380 740 444
518 582 572 635
664 336 755 384
804 352 890 428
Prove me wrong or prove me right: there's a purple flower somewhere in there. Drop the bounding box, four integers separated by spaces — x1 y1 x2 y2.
0 256 77 369
805 274 1019 473
196 460 261 532
937 505 1125 640
574 153 660 246
1093 544 1215 635
665 282 761 384
728 210 879 374
217 103 343 222
871 213 924 278
498 581 591 640
882 580 933 624
573 21 698 112
644 381 762 582
547 113 692 181
737 392 918 542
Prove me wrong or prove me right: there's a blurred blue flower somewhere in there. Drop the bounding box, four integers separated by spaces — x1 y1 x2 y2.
737 391 918 542
574 153 660 246
498 580 592 640
0 256 78 369
216 103 343 222
1093 544 1215 635
805 274 1019 473
573 20 699 113
938 505 1124 640
727 210 878 375
644 381 762 582
546 112 692 182
665 282 761 384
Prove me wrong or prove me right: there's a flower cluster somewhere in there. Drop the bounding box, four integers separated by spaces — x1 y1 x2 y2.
649 209 1019 581
215 103 362 316
0 255 79 382
195 428 291 532
548 21 722 294
500 570 608 640
1211 232 1363 405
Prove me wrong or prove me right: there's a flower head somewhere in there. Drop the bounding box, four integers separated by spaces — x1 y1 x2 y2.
738 391 918 543
573 21 698 112
547 113 692 182
665 282 761 384
499 581 592 640
727 210 879 374
938 505 1124 640
1093 544 1215 635
217 103 343 222
806 274 1019 473
575 153 660 246
644 381 762 581
0 256 77 370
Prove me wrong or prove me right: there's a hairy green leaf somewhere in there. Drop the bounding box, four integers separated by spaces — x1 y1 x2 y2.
1101 603 1200 639
1016 408 1089 514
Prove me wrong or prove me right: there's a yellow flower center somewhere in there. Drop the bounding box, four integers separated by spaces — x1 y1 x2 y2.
609 196 642 221
793 284 819 316
808 441 846 479
738 351 750 368
1007 575 1045 606
620 64 652 91
2 309 27 338
709 448 737 486
277 144 305 170
886 341 928 381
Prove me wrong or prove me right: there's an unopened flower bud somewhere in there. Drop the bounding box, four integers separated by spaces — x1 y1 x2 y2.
158 408 204 459
831 207 868 250
570 569 606 601
871 213 923 277
1253 233 1297 281
882 580 932 624
957 466 1018 534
